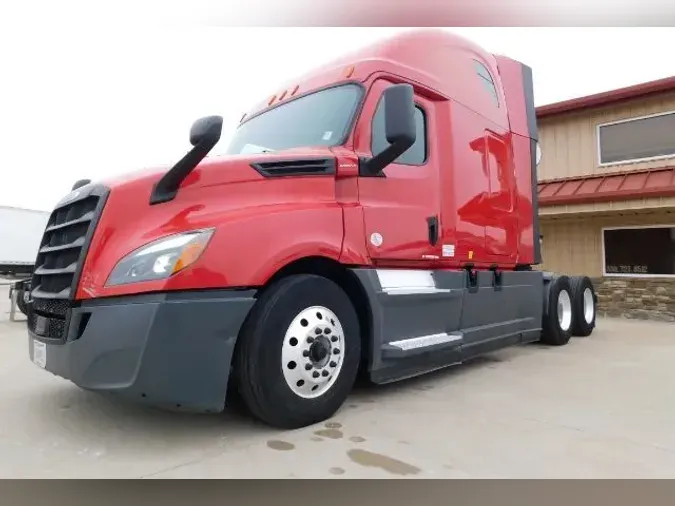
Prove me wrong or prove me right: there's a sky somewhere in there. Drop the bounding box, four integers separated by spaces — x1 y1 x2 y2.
2 15 675 210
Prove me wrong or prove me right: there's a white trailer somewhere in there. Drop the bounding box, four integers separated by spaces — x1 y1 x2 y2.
1 206 49 320
0 206 49 276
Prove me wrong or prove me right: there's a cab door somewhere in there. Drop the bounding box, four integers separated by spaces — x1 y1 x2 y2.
355 79 442 265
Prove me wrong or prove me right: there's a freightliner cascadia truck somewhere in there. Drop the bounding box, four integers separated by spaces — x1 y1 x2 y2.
27 29 598 429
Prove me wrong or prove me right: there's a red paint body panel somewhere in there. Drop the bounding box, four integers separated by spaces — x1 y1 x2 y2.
247 29 509 130
449 101 523 266
494 55 530 139
77 149 350 299
493 54 539 266
352 78 442 267
76 29 541 300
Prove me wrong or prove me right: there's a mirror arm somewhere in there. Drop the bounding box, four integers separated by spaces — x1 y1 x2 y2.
361 138 414 176
150 115 223 205
149 139 216 205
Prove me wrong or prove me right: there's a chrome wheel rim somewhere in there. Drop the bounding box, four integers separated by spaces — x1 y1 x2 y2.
281 306 344 399
558 289 572 331
583 287 595 324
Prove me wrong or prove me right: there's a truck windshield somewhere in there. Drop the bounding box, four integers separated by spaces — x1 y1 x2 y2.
225 83 363 155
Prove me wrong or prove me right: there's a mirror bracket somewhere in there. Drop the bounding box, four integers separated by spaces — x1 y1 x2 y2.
358 157 387 178
149 116 223 205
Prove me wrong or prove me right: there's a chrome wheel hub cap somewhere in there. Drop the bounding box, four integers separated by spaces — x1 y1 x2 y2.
583 287 595 324
558 289 572 332
281 306 344 399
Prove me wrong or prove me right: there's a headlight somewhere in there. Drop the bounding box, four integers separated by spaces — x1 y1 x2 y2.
106 229 214 286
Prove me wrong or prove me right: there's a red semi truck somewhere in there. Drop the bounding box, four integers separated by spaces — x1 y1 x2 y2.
27 30 597 429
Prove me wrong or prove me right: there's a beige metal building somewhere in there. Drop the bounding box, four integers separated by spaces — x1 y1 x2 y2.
536 77 675 322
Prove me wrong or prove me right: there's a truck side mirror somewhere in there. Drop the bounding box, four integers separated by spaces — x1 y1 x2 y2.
362 84 417 176
190 116 223 147
150 115 224 205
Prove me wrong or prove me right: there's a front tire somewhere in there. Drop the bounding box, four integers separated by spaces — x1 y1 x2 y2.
540 275 573 346
234 274 361 429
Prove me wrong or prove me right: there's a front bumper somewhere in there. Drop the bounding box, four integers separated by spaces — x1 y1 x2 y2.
28 289 257 413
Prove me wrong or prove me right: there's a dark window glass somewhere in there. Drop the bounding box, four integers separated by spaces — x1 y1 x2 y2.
604 227 675 275
371 100 427 166
598 113 675 164
226 84 363 155
473 60 499 108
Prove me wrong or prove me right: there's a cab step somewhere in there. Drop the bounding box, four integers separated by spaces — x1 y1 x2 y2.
382 331 464 358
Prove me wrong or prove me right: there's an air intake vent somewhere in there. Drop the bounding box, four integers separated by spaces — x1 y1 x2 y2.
251 158 336 178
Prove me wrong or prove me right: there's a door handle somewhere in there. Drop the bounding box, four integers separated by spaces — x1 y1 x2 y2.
427 215 439 246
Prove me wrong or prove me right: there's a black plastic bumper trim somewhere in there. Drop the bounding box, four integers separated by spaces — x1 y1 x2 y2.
28 289 257 413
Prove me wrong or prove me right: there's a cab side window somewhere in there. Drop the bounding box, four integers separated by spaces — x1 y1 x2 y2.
371 97 427 166
473 60 499 108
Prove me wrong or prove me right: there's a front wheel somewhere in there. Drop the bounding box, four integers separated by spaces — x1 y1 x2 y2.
234 274 361 429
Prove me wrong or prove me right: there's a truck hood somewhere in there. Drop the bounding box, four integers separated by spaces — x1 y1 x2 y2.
101 146 338 197
75 145 343 299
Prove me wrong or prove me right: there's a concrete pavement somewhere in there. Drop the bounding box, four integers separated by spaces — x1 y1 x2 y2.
2 283 675 478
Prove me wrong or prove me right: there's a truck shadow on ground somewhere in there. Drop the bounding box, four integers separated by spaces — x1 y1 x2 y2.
349 352 509 401
25 349 515 449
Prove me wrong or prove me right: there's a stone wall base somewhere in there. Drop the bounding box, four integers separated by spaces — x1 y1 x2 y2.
591 277 675 323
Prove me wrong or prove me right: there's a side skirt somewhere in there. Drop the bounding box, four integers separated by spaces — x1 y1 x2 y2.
351 267 544 385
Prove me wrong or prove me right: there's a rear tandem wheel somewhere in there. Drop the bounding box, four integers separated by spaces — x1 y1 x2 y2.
569 275 597 337
540 275 574 346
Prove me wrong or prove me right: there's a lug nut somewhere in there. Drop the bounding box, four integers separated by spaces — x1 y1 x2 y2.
331 335 338 342
322 370 329 377
303 350 310 357
324 328 332 335
305 364 312 371
330 361 337 367
307 337 314 344
333 349 340 355
315 328 322 335
313 371 320 379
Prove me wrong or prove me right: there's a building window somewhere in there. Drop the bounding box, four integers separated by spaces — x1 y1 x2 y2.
597 111 675 165
371 100 427 166
603 226 675 277
472 60 499 108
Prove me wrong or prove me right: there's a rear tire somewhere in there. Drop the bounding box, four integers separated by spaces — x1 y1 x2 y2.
569 276 597 337
540 275 573 346
234 274 361 429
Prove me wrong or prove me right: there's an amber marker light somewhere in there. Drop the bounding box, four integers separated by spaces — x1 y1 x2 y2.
171 231 214 275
